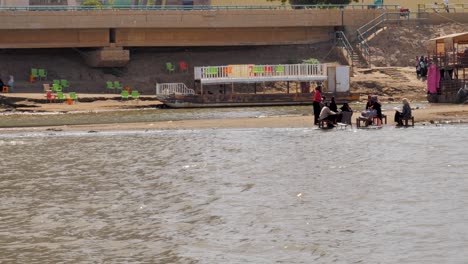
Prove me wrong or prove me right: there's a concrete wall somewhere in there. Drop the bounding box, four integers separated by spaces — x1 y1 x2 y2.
0 9 351 30
0 9 464 49
116 27 331 46
0 29 109 48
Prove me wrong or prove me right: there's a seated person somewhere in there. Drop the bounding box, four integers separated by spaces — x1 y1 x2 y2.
319 102 339 128
329 96 338 112
394 98 412 126
337 102 353 123
360 95 382 125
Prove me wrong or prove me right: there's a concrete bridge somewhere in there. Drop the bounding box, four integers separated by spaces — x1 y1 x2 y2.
0 6 466 66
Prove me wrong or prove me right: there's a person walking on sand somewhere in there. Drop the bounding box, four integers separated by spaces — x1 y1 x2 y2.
313 84 322 126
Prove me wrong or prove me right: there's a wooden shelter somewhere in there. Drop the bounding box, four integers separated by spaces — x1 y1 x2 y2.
426 32 468 103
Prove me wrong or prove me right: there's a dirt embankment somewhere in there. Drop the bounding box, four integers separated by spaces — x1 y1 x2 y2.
0 22 465 103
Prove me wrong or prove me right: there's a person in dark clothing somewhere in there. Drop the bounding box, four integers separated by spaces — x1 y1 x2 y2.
365 95 372 110
371 95 383 125
340 102 352 112
0 78 4 89
329 96 338 112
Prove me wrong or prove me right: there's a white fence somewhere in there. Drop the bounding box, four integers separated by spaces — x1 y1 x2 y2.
156 83 195 95
194 64 328 83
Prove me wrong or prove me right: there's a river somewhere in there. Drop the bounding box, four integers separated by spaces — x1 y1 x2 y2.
1 124 467 263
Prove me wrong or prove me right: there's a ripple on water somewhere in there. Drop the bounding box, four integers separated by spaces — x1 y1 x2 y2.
1 125 468 263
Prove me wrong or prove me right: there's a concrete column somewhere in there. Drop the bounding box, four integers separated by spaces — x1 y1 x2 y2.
82 47 130 67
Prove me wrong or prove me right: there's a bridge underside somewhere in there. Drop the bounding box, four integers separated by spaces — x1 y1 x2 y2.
0 27 331 48
0 27 331 67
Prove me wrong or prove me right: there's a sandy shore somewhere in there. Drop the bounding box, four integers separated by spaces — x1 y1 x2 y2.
2 93 468 134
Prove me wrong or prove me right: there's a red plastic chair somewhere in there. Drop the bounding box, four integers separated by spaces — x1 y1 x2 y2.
45 91 55 103
179 61 188 72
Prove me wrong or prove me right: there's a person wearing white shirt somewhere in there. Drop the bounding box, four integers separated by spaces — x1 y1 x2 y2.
443 0 449 12
319 102 338 128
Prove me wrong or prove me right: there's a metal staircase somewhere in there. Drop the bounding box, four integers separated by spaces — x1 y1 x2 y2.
337 11 430 68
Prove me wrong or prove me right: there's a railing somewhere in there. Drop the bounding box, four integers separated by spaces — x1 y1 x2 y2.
355 11 429 67
335 31 355 65
418 3 468 13
0 4 400 12
156 83 194 95
194 64 327 81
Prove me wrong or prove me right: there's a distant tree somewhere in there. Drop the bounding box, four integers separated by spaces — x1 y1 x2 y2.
82 0 103 6
302 58 321 64
268 0 358 5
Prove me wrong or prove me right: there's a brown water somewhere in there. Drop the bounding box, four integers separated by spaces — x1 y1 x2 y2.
1 125 468 263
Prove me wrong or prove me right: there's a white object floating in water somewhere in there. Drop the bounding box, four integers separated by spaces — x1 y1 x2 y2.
297 193 302 197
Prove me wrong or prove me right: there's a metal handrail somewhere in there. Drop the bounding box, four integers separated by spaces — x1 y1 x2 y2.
355 11 430 67
417 3 467 13
0 4 401 12
335 31 355 65
156 83 194 95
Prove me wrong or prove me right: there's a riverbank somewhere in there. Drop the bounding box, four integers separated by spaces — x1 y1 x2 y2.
1 101 468 134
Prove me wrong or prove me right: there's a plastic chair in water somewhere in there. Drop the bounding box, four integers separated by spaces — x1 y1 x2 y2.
165 62 175 73
179 61 188 73
38 69 47 80
121 90 129 100
131 90 140 100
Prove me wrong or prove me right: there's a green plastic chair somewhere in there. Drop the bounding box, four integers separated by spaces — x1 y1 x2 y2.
121 90 129 100
31 68 39 79
114 81 123 92
165 62 175 73
131 90 140 100
52 83 62 92
69 92 78 103
56 91 66 102
53 79 60 86
106 81 115 93
38 69 47 80
60 79 69 91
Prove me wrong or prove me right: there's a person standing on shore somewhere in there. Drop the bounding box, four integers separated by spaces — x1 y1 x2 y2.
432 2 439 13
7 75 14 92
313 85 322 125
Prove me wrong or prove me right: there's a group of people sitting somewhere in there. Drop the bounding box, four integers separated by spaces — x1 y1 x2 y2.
359 95 383 125
313 85 353 128
313 85 413 128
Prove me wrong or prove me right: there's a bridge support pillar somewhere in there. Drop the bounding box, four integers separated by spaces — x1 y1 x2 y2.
82 46 130 68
